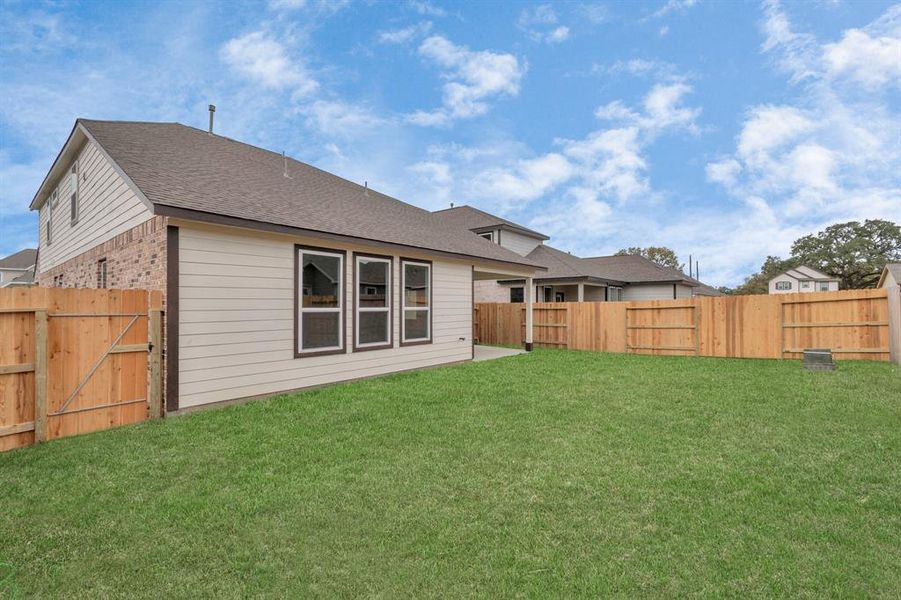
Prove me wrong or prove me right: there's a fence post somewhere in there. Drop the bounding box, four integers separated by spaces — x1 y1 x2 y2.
34 309 48 443
148 309 163 418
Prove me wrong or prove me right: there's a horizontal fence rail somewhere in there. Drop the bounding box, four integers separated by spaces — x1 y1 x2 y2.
475 288 895 363
0 287 163 452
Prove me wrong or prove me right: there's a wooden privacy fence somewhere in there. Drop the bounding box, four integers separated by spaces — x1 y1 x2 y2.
0 288 162 452
474 288 894 362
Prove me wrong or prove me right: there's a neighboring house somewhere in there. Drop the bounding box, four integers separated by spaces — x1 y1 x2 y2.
0 248 37 287
878 264 901 364
30 119 542 412
768 266 840 294
432 205 719 302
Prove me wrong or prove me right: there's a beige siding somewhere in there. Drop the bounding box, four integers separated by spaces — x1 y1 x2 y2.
38 142 152 273
623 283 686 301
177 224 474 408
499 230 542 256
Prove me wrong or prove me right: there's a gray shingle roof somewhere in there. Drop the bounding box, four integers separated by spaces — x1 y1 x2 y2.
581 254 697 285
0 248 37 269
524 245 626 283
76 120 542 270
432 205 549 240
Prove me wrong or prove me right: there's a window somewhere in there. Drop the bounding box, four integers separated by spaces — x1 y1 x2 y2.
355 254 392 350
818 281 830 291
775 281 792 291
478 231 494 242
800 280 811 289
401 259 431 344
510 287 524 303
555 291 565 302
45 218 52 245
70 163 79 225
296 246 345 356
97 259 108 289
543 287 553 302
607 287 622 302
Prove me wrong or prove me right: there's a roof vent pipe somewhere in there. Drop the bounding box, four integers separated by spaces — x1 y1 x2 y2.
208 104 216 134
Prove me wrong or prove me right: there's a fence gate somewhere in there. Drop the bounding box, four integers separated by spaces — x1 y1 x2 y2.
0 288 162 452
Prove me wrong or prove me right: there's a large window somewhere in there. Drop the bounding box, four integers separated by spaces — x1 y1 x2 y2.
775 281 792 291
296 246 345 356
818 281 830 291
355 254 392 350
401 259 431 344
510 287 524 303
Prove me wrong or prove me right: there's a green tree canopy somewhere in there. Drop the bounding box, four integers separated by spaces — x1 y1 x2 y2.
733 219 900 294
616 246 682 270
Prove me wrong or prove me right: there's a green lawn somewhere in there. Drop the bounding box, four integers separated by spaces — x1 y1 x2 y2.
1 351 899 598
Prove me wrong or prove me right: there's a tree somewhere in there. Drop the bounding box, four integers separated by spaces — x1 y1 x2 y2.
735 219 901 294
616 246 682 270
790 220 901 289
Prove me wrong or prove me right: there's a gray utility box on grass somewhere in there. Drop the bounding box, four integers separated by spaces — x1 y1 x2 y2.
803 349 835 371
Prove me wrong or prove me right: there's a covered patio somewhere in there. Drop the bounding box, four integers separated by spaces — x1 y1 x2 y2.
474 265 538 351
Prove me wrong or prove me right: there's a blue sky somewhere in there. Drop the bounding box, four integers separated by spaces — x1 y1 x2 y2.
1 0 898 286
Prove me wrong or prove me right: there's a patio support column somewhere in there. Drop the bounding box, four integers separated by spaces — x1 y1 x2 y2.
525 276 534 351
577 282 584 302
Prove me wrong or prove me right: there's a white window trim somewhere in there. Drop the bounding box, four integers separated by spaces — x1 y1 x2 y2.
297 247 345 355
776 281 792 290
355 255 392 349
401 259 431 344
478 231 494 242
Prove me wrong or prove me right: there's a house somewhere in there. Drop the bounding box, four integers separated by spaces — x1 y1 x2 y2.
878 264 901 364
0 248 37 287
29 118 543 412
432 205 719 302
768 266 840 294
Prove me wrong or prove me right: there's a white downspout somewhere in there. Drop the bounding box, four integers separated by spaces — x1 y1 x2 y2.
525 276 534 352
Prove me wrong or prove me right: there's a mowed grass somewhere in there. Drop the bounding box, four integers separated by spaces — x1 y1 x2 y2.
1 350 899 598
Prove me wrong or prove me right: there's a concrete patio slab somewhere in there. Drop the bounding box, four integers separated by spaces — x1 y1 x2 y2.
473 345 526 362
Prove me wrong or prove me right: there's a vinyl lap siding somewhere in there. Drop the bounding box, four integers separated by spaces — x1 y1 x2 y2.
623 283 691 301
38 142 152 272
499 230 542 256
177 225 473 408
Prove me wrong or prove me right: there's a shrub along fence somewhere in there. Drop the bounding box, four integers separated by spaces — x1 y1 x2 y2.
0 287 162 452
475 288 895 363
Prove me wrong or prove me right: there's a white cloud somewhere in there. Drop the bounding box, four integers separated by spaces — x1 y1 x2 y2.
649 0 699 20
823 28 901 89
221 31 318 96
298 100 386 137
736 105 814 161
408 1 447 17
412 35 524 124
700 2 901 282
517 5 573 44
547 26 571 43
705 158 741 188
641 82 700 132
471 153 574 203
378 21 432 44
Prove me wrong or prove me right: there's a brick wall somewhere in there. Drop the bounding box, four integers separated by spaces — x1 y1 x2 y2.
475 280 519 302
37 216 168 294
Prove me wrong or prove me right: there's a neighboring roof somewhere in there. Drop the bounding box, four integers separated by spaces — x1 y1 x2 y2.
581 254 698 285
5 266 35 286
33 120 542 271
773 265 838 282
0 248 37 270
523 245 626 284
877 263 901 287
692 282 723 296
431 205 550 240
